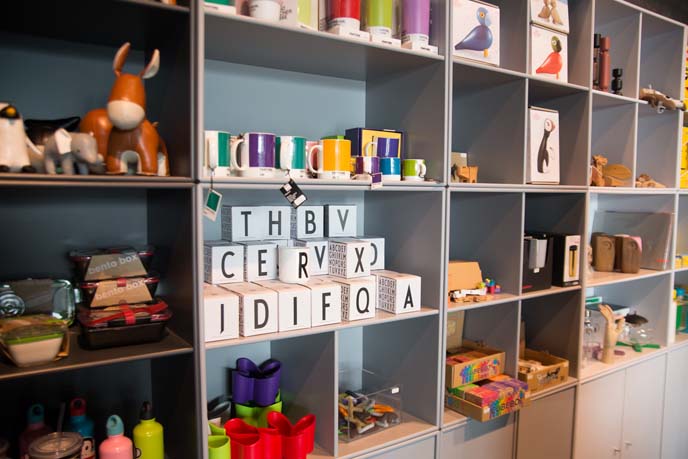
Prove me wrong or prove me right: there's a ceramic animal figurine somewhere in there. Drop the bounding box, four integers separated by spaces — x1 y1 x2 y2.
599 304 625 364
538 0 563 26
43 129 102 175
25 117 81 149
455 7 493 58
80 42 169 176
0 103 36 173
536 36 563 79
537 118 556 173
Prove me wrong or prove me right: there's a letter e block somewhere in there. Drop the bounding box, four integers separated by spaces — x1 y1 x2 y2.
373 270 421 314
243 242 278 281
221 206 265 242
203 284 239 342
204 240 245 284
291 206 324 239
328 239 371 278
325 205 357 237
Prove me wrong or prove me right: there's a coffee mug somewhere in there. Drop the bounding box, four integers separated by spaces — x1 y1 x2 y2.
364 137 400 158
231 132 276 178
278 246 310 283
276 136 309 179
380 157 401 181
307 138 352 180
208 436 230 459
205 130 233 176
354 155 380 175
402 158 426 181
249 0 281 21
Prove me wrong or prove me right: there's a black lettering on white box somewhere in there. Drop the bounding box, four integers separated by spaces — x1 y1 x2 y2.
305 210 316 235
354 247 365 273
322 292 331 320
269 210 282 237
221 251 236 279
241 210 251 237
356 288 370 313
404 285 414 309
299 252 309 278
337 209 349 232
254 299 269 328
258 249 268 276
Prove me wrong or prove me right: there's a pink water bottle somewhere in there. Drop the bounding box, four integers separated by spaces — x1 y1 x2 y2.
99 415 133 459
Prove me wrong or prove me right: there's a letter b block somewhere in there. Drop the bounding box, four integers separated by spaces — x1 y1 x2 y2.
291 206 324 239
204 240 245 284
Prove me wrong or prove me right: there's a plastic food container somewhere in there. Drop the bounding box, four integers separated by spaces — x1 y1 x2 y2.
29 432 82 459
0 315 67 367
69 246 154 281
79 299 171 349
2 279 76 324
79 275 159 308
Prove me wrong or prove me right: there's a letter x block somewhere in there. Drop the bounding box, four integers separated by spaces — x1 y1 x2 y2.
328 239 371 278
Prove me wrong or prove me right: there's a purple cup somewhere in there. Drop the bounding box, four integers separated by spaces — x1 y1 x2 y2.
355 156 380 175
402 0 430 43
364 137 400 158
231 132 276 177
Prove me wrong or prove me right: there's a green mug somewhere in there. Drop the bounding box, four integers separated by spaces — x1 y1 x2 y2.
402 158 427 181
208 435 230 459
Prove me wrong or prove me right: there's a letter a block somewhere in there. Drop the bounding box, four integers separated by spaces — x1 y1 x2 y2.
356 237 385 270
221 206 265 242
328 239 371 278
291 206 324 239
325 205 357 237
204 240 245 284
242 242 278 282
295 239 329 275
373 270 421 314
335 276 376 321
257 280 311 331
203 283 239 342
301 277 342 326
225 282 278 337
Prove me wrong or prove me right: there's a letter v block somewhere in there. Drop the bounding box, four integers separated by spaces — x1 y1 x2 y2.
328 239 371 278
224 282 278 337
295 239 329 275
203 240 245 284
325 205 357 237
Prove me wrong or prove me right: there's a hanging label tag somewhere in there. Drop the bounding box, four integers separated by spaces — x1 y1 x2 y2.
280 179 307 208
371 173 383 189
204 189 223 221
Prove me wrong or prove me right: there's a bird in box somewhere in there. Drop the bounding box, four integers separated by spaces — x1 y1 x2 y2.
536 36 564 80
455 7 493 58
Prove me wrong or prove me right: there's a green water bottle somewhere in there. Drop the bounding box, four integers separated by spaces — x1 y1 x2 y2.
133 402 164 459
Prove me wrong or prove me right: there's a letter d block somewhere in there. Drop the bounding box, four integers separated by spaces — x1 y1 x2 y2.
258 280 311 331
204 240 245 284
373 270 421 314
221 206 265 242
203 284 239 342
338 276 376 321
325 205 357 237
295 239 329 275
226 282 278 337
328 239 371 278
291 206 324 239
301 277 342 326
242 242 278 281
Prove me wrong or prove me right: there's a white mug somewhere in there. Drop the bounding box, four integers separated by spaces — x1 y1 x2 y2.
249 0 281 21
278 246 310 283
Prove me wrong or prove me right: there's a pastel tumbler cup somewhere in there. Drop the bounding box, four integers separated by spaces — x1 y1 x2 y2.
231 132 276 178
366 0 393 36
329 0 362 29
402 0 430 44
380 157 401 181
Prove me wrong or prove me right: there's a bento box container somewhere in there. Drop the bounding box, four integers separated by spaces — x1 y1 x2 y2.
79 275 159 308
1 279 76 324
0 314 69 367
69 246 154 281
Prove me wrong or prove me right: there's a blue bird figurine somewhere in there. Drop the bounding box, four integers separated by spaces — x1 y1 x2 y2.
455 7 493 57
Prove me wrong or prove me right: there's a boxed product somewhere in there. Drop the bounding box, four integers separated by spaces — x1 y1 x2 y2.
242 241 278 282
325 205 357 237
329 239 372 278
203 284 240 342
530 0 569 34
373 270 421 314
551 234 581 286
224 282 279 337
452 0 500 66
291 206 325 239
445 340 505 388
257 280 312 331
518 348 569 393
530 24 568 82
446 375 530 422
294 239 329 275
527 107 560 184
522 233 553 293
79 276 158 308
204 240 245 284
300 277 342 326
332 275 377 321
356 237 385 270
447 260 482 292
69 246 154 281
345 128 404 158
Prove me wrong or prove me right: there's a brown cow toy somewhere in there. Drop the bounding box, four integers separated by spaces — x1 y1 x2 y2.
81 42 169 176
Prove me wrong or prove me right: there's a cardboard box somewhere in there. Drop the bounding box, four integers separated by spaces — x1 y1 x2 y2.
373 270 421 314
256 280 311 331
345 128 404 158
530 0 569 33
242 241 278 282
325 205 357 237
518 348 569 393
356 237 385 270
527 107 560 184
551 234 580 286
329 239 372 278
447 261 483 292
291 206 325 239
300 277 342 326
224 282 279 337
204 240 245 284
530 24 568 82
445 340 505 388
295 239 329 275
522 234 553 293
331 275 377 321
446 378 530 422
203 283 240 342
452 0 500 66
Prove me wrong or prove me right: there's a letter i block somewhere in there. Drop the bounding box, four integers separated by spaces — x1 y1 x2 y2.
242 241 278 281
257 280 311 331
356 237 385 270
291 206 324 239
203 283 239 342
301 277 342 326
225 282 278 337
325 205 357 237
204 240 245 284
295 239 329 275
221 206 265 242
262 206 291 240
328 239 371 278
373 270 421 314
336 276 376 321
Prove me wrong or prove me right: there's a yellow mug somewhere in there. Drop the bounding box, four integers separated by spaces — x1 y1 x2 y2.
307 138 352 179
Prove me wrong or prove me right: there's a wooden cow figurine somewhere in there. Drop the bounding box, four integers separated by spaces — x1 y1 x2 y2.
81 43 169 176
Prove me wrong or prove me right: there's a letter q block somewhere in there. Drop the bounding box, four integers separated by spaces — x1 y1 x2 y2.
204 240 245 284
335 276 376 321
203 283 239 342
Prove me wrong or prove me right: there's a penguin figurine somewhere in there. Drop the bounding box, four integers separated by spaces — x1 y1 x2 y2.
536 36 563 79
537 118 556 173
455 7 493 58
0 103 35 173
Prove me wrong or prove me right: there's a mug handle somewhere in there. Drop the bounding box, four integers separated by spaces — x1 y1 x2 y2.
205 136 217 170
417 162 427 178
307 145 322 174
280 139 293 170
363 141 377 157
230 138 248 171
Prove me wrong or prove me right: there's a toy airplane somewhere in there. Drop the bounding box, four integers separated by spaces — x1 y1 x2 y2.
639 86 686 113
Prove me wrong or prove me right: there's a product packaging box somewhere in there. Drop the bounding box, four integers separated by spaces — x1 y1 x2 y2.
447 260 483 292
329 239 372 278
224 282 279 337
203 283 240 342
325 205 357 237
530 0 569 33
522 233 553 293
446 376 530 422
518 348 569 393
445 340 505 388
344 128 404 158
70 247 152 281
242 241 278 282
551 234 580 286
332 275 377 321
530 24 568 82
291 206 325 239
527 107 560 184
295 239 329 275
373 270 421 314
256 280 311 331
356 237 385 270
80 276 156 308
300 277 342 326
204 240 245 284
452 0 500 66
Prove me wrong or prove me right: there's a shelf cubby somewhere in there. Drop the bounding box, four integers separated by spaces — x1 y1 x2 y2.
525 192 587 236
566 0 595 88
639 12 686 99
440 411 515 458
591 92 638 184
471 0 528 73
676 195 688 256
636 103 681 188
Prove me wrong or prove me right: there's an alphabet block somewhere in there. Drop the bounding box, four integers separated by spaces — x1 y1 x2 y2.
224 282 278 336
294 239 329 275
204 240 245 284
291 206 325 239
203 283 239 342
263 206 291 240
356 237 385 270
242 242 278 282
221 206 265 242
373 270 421 314
300 277 342 326
328 239 371 278
332 275 376 321
325 205 357 237
257 280 311 331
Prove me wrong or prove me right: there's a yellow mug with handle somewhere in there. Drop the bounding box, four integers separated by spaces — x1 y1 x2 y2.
307 138 352 179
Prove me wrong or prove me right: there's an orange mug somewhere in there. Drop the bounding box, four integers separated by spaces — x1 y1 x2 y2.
307 138 351 179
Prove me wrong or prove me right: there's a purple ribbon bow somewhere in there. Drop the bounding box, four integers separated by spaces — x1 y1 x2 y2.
232 358 282 407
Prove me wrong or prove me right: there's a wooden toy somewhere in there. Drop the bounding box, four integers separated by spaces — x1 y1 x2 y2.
223 282 279 337
242 241 278 282
328 239 372 278
591 233 615 272
294 239 329 275
356 237 385 270
203 241 245 284
330 275 376 321
599 304 625 364
290 206 324 239
612 68 623 95
203 284 240 342
257 280 311 331
0 103 37 173
373 270 421 314
42 129 102 175
599 36 611 91
590 154 631 187
325 205 357 237
592 34 600 89
636 174 665 188
300 277 342 326
639 86 686 113
80 43 170 176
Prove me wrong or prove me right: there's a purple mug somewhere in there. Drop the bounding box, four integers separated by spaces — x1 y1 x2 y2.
354 156 380 175
231 132 276 178
363 137 400 158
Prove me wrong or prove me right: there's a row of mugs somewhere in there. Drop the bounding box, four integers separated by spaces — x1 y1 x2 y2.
206 131 427 181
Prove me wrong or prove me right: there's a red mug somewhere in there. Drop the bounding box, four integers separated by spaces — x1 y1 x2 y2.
329 0 361 29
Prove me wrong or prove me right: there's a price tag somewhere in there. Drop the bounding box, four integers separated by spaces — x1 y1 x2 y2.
371 173 383 190
280 179 307 208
